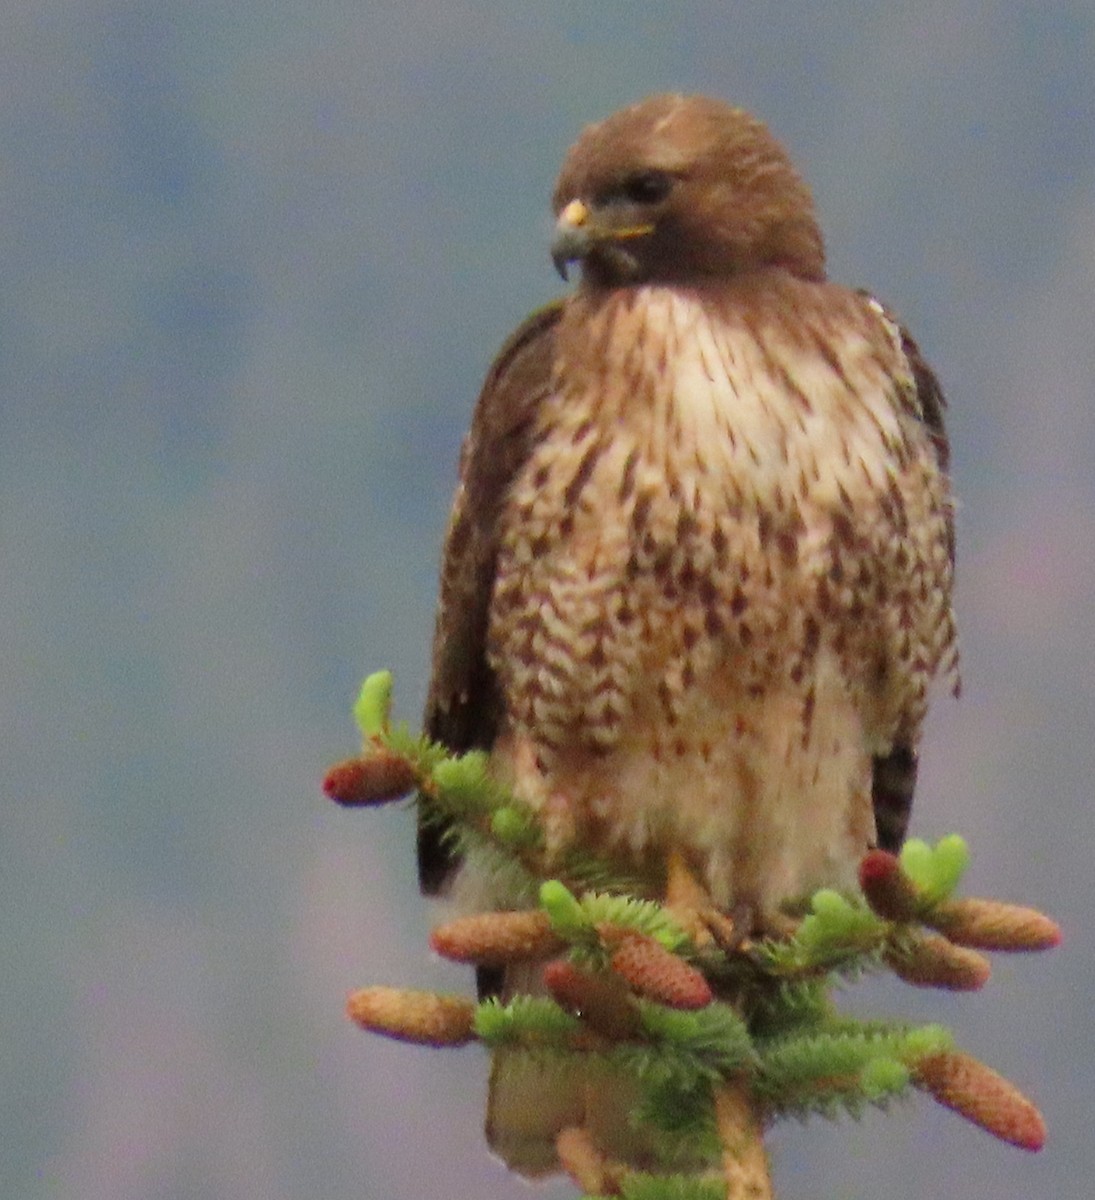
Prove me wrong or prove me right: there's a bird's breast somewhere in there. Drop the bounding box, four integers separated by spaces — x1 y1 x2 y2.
492 285 922 726
484 283 951 905
480 283 950 907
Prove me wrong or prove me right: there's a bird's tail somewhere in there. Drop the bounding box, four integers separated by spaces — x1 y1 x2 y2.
483 962 652 1177
486 1046 650 1176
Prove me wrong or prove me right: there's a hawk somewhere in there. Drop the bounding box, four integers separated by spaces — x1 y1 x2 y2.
419 93 958 1172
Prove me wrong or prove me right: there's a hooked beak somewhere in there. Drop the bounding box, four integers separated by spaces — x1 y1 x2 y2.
551 198 654 281
551 199 593 280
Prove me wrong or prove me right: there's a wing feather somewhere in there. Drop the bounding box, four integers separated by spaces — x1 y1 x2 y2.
861 293 954 852
417 301 563 893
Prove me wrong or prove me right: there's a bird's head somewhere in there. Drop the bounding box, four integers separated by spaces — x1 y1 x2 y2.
551 94 826 288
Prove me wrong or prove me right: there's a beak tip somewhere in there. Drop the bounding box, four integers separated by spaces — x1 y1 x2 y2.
552 200 591 283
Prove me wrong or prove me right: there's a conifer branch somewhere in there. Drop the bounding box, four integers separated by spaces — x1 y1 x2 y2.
327 671 1060 1197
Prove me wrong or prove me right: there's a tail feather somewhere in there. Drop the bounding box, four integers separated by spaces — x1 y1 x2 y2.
872 745 918 853
485 963 674 1176
486 1049 588 1176
486 1050 653 1176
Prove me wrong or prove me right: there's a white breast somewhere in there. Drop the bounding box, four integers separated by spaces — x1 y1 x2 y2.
485 279 947 915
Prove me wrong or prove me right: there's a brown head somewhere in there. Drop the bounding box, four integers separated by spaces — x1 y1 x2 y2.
551 94 825 287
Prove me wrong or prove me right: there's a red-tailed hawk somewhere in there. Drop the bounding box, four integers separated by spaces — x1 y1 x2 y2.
419 93 958 1173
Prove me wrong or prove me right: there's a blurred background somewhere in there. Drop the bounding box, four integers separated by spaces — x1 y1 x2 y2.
3 3 1093 1197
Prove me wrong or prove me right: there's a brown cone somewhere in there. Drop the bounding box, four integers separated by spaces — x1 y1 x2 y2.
607 931 712 1009
542 960 641 1041
859 849 923 921
928 897 1062 952
323 752 416 806
431 910 565 966
915 1051 1046 1151
886 931 991 991
346 986 476 1046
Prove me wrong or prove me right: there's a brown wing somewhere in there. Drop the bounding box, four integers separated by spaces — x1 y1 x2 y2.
862 294 954 853
417 300 563 894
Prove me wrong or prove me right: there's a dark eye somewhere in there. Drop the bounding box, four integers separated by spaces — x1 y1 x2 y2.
619 169 674 205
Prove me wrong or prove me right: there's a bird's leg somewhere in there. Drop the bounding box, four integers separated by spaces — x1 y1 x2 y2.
665 847 710 910
664 848 716 947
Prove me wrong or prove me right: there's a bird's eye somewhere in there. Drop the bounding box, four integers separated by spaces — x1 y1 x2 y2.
619 170 674 205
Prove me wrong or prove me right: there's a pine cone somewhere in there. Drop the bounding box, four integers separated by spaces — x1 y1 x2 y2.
346 986 476 1045
915 1051 1046 1151
431 910 565 966
323 752 416 806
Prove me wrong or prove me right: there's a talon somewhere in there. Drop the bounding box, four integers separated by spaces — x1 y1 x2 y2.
702 908 743 953
753 907 801 942
709 903 797 953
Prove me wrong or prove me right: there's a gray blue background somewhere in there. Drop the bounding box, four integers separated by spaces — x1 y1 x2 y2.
4 3 1093 1198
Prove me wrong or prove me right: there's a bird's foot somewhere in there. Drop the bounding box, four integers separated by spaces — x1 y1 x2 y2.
700 903 800 955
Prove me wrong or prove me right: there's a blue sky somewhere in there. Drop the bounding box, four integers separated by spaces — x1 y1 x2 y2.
4 3 1093 1197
